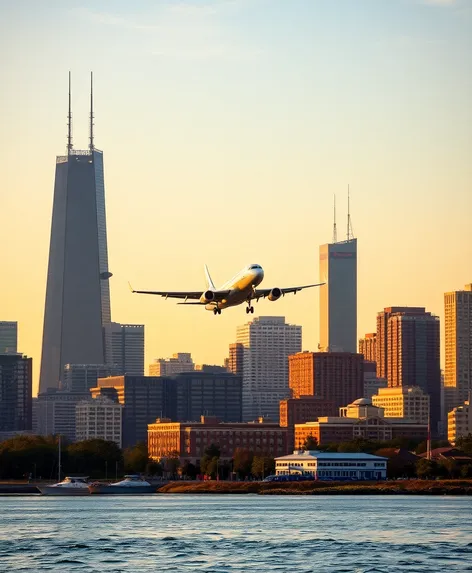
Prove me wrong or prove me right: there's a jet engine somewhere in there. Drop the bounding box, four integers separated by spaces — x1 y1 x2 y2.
268 287 282 302
201 290 216 303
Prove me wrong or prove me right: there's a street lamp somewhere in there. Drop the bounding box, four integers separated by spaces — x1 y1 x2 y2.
105 460 108 480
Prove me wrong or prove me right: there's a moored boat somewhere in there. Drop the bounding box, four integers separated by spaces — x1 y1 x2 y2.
38 476 90 496
88 475 156 494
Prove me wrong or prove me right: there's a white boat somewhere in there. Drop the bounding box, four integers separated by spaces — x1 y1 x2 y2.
38 476 90 496
88 475 156 494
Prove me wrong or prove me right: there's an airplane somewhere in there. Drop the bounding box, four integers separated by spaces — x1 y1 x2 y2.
129 264 324 315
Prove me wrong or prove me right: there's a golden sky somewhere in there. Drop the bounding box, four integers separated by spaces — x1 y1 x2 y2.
1 0 471 394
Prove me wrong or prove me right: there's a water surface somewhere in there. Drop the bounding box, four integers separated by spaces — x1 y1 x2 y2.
1 495 471 572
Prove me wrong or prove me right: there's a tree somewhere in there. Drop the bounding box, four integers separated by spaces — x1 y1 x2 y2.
233 448 254 479
251 455 275 479
337 438 377 454
0 435 58 479
416 458 437 479
200 444 220 478
415 439 449 455
181 461 198 479
67 439 122 478
163 450 180 478
146 461 163 476
302 436 318 451
123 442 149 473
455 434 472 456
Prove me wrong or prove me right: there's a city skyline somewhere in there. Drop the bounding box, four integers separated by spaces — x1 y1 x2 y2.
1 0 471 394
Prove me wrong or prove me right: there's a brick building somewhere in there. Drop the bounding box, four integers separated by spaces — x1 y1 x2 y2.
148 415 288 464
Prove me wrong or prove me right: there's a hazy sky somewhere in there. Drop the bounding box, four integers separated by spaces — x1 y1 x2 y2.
1 0 471 395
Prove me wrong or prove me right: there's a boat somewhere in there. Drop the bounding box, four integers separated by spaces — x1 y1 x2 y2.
88 475 156 494
38 476 90 496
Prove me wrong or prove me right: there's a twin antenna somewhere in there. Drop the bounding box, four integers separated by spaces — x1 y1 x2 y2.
332 185 355 244
67 71 95 154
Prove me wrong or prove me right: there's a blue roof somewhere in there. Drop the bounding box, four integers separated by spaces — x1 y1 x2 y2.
275 451 388 461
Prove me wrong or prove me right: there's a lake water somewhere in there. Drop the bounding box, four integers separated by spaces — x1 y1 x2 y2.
1 495 471 572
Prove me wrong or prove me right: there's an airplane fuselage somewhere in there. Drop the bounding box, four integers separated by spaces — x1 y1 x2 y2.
204 265 264 311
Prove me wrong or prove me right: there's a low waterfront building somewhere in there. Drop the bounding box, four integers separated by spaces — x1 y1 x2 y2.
293 398 428 448
372 386 430 424
275 450 388 480
148 415 288 464
76 396 123 446
448 401 471 445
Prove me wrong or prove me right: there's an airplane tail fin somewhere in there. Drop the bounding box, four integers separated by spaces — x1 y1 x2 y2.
204 264 216 290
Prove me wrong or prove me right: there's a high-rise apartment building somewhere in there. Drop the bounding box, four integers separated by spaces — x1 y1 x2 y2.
359 333 376 362
228 343 244 377
236 316 302 423
372 386 430 425
76 396 123 446
289 351 364 410
319 239 357 353
103 322 145 376
149 353 194 376
448 401 471 445
376 307 440 433
0 353 32 432
444 284 472 415
0 322 18 354
34 389 89 441
40 74 112 393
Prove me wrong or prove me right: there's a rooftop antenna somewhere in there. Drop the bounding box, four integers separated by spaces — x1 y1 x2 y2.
89 71 94 151
347 184 355 241
67 71 73 153
332 194 337 244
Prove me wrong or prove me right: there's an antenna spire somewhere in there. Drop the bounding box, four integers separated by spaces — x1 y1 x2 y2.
347 184 355 241
332 194 337 244
67 71 73 153
89 71 94 151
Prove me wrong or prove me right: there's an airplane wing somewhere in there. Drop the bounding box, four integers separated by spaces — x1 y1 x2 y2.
254 283 325 300
129 283 231 301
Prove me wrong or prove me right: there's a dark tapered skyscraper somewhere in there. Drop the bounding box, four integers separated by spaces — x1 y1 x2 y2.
39 73 112 394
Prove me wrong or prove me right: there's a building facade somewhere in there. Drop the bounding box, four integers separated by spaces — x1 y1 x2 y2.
372 386 430 424
76 396 123 446
228 343 244 376
149 352 194 376
40 78 111 393
0 321 17 354
0 353 32 432
289 351 364 410
319 239 357 353
279 396 337 428
275 451 387 480
294 398 428 447
103 322 145 376
376 306 441 433
358 333 376 362
62 363 121 393
237 316 302 422
174 371 242 423
33 389 89 441
148 415 288 463
448 401 471 445
444 284 472 416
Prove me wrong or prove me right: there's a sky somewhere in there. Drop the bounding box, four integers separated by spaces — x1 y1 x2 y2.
1 0 471 395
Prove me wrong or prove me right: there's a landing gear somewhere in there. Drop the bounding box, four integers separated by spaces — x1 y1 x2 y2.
246 304 254 314
213 307 221 315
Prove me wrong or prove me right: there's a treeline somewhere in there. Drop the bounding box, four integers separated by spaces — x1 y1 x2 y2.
0 436 160 480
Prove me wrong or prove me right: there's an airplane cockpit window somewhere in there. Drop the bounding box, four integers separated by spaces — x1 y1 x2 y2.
249 264 261 270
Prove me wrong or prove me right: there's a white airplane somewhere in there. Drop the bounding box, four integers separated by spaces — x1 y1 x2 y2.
130 264 324 315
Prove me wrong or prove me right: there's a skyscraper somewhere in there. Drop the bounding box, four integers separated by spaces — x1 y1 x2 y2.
444 284 472 415
0 321 18 354
149 352 194 376
376 306 441 433
358 333 376 362
39 73 112 393
319 228 357 352
236 316 302 423
0 353 32 432
103 322 145 376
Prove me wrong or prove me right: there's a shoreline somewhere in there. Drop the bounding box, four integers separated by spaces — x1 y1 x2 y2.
1 479 471 496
